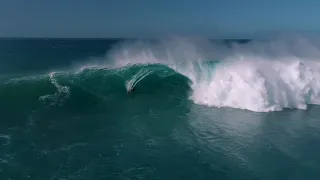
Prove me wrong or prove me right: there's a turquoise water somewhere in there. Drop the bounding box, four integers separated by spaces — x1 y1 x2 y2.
1 38 320 180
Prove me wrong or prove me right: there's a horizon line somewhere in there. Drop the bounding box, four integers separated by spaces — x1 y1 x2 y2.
0 36 254 40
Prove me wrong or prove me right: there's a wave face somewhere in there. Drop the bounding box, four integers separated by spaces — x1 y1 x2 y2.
2 35 320 112
0 64 190 113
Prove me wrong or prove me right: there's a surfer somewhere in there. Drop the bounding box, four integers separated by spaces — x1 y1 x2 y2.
128 87 135 93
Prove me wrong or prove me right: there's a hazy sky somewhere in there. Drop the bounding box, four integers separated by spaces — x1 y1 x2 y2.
0 0 319 38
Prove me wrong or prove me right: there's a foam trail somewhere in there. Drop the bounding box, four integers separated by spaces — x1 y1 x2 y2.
38 72 70 105
126 68 154 92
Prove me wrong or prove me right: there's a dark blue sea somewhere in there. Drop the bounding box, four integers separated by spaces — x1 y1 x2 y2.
1 37 320 180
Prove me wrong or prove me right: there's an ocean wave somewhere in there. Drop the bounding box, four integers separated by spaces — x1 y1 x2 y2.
2 35 320 112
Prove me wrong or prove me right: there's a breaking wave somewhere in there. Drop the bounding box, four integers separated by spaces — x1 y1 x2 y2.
2 35 320 112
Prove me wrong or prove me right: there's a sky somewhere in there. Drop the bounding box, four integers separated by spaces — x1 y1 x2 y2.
0 0 319 38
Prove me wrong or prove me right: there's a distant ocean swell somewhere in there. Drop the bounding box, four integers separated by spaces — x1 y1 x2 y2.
1 36 320 112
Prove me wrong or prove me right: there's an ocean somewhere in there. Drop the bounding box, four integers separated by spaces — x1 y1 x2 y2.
0 36 320 180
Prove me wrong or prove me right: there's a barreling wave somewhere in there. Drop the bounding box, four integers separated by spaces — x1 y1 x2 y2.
2 35 320 112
